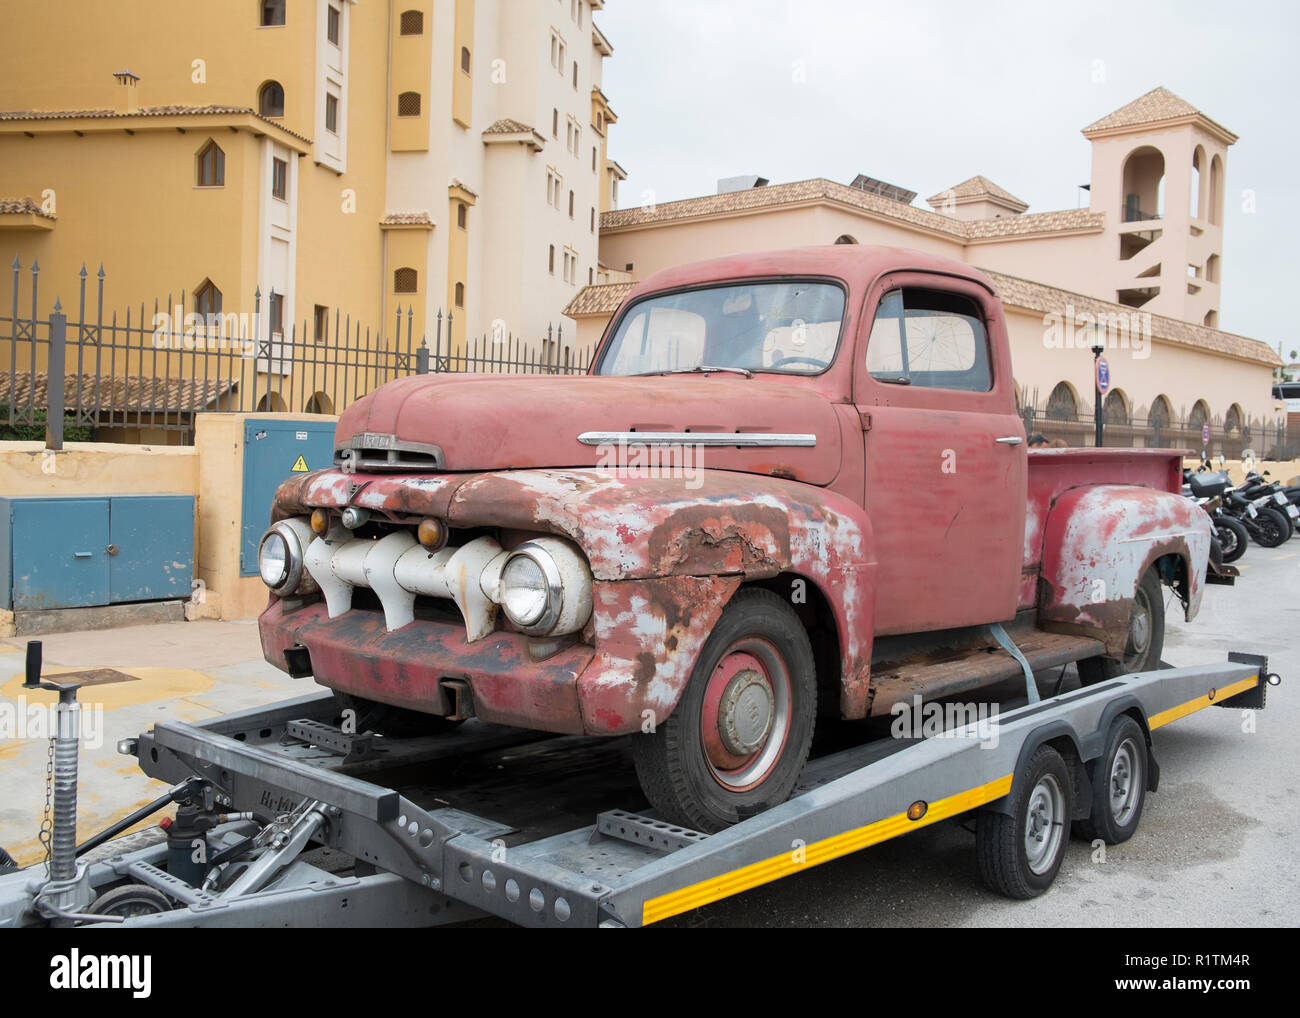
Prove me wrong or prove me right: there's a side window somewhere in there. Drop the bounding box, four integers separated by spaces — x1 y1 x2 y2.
865 288 991 392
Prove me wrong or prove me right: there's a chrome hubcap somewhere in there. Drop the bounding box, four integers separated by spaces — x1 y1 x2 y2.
1024 774 1065 875
718 669 774 755
1109 739 1142 825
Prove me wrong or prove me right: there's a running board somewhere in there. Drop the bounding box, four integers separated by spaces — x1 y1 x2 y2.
868 631 1105 716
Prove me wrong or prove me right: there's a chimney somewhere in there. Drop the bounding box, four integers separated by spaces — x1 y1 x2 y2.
112 70 141 113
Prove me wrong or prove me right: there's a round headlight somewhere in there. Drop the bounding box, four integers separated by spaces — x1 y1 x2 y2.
257 518 316 595
500 553 553 630
259 531 290 588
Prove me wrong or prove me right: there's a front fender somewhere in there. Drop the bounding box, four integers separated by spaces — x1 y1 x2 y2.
1038 485 1210 654
450 469 879 727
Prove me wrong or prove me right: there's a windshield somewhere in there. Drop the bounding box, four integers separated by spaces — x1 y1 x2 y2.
595 280 845 376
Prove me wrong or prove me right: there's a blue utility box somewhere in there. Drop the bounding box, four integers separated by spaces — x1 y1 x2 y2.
240 418 337 576
0 495 195 611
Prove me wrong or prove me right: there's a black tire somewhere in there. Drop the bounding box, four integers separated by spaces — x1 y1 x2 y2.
0 846 17 874
87 883 172 918
976 745 1073 899
1251 507 1291 548
633 588 816 833
1072 716 1147 844
1214 517 1249 563
334 692 465 739
1078 566 1165 684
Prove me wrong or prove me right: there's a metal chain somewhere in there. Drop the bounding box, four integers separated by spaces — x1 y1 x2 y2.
39 736 54 876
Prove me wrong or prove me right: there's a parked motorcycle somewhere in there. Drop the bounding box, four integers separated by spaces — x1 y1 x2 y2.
1184 470 1249 563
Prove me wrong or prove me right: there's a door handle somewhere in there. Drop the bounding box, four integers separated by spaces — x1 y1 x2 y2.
73 551 92 559
995 436 1023 445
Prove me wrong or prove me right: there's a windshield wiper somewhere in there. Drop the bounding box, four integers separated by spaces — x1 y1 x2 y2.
632 365 754 379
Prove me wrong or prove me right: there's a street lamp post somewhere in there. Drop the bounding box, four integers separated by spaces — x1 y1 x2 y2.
1092 341 1105 448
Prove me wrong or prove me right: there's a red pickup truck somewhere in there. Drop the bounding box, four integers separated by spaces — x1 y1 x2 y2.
258 246 1211 831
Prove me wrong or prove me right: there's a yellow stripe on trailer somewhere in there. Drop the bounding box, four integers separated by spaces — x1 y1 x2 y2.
642 773 1013 926
1148 674 1258 730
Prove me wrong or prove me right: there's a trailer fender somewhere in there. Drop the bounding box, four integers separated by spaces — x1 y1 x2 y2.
982 720 1092 821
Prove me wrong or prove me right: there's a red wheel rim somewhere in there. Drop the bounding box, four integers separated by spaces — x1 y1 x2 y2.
698 637 793 791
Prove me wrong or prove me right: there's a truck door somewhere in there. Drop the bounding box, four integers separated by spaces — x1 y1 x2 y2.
853 275 1026 635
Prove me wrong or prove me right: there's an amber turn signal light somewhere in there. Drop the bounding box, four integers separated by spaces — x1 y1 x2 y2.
906 800 928 822
310 509 329 535
417 517 447 549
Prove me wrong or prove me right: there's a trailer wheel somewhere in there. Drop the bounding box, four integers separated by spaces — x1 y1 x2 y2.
633 588 816 833
0 846 16 874
87 883 172 918
1073 716 1147 844
334 693 464 739
976 745 1073 899
1078 566 1165 684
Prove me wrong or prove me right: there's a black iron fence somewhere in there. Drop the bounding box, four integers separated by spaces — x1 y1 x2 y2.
1018 388 1293 460
2 260 593 446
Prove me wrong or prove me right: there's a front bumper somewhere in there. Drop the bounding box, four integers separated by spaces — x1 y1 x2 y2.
260 599 596 734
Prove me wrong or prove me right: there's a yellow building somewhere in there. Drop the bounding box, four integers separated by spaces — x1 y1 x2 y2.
0 0 623 425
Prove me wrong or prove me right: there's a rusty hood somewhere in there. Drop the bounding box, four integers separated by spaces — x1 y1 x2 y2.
334 373 845 485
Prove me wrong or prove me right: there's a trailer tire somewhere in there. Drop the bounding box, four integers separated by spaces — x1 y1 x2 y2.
334 693 464 739
976 745 1073 899
0 846 16 874
633 588 816 833
1078 566 1165 684
1072 716 1147 845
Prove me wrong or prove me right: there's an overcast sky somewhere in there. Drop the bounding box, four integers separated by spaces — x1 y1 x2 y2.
596 0 1298 354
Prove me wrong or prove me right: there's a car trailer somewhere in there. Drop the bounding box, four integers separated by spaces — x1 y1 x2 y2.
0 644 1279 929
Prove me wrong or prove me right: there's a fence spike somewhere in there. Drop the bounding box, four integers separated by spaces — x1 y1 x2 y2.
10 255 19 270
79 263 87 279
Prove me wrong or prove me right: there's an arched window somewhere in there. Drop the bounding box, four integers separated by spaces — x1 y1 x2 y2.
1209 155 1224 226
258 81 285 118
1121 146 1164 222
194 279 222 319
1103 388 1129 425
1149 395 1172 429
1203 310 1218 327
399 9 423 35
1046 382 1078 421
394 267 418 294
1224 404 1243 434
1205 254 1219 283
260 0 285 27
834 234 858 244
304 392 335 415
257 392 288 411
1190 146 1204 219
397 91 421 117
456 202 467 228
1188 400 1211 432
461 47 471 74
196 140 225 187
454 282 465 308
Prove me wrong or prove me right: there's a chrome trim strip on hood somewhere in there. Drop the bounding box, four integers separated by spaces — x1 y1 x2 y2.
577 431 816 447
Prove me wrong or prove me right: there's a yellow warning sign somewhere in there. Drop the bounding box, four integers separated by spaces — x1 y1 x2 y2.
290 455 309 472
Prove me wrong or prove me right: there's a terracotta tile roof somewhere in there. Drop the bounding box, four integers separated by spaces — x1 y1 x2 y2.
602 178 969 236
0 105 312 143
964 208 1103 238
929 175 1028 210
0 197 54 220
563 281 636 317
562 267 1280 369
1082 86 1236 142
0 370 236 414
981 269 1282 367
601 177 1102 241
380 211 433 226
483 118 535 134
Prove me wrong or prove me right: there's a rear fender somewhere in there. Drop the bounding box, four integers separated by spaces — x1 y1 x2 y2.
1038 485 1210 655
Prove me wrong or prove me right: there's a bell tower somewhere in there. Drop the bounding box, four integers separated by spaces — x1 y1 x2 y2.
1083 87 1237 326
